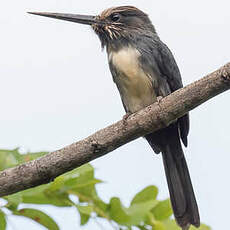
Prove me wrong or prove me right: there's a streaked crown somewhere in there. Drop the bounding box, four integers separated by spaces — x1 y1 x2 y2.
93 6 156 48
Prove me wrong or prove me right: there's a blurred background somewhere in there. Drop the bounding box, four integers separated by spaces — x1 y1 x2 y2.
1 0 230 229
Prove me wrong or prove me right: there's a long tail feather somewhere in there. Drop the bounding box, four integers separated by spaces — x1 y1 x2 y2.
145 124 200 229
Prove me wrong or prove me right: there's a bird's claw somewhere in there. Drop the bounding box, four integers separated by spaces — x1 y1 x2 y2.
123 112 131 120
157 96 163 103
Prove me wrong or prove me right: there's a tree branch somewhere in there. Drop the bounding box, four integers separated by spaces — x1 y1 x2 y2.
0 63 230 197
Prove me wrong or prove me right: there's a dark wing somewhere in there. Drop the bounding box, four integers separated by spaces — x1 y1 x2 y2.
156 40 183 91
156 40 190 147
137 37 183 93
157 40 190 146
139 38 189 147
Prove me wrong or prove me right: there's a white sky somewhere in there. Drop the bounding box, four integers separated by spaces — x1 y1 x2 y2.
1 0 230 229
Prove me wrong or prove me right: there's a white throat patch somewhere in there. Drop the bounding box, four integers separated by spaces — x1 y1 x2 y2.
108 46 157 113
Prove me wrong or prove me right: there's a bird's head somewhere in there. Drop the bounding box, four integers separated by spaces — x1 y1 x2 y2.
28 6 156 49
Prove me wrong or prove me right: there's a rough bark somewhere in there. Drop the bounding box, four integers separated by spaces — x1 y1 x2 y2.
0 63 230 197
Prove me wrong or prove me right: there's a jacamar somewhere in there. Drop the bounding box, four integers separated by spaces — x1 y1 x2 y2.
29 6 200 229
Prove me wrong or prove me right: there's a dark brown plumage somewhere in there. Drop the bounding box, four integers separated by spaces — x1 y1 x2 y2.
29 6 200 229
93 8 200 228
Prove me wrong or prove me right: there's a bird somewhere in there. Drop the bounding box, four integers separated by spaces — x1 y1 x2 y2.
28 6 200 229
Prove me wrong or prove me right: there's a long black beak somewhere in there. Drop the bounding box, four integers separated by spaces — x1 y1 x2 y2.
28 12 97 25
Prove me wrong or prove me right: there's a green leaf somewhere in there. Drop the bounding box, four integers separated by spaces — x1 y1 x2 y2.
92 198 108 215
137 226 149 230
0 149 48 170
163 220 211 230
109 197 130 225
13 208 59 230
0 210 7 230
191 224 211 230
131 186 158 205
0 149 20 170
109 197 158 227
146 212 166 230
69 164 95 182
154 221 166 230
7 184 72 207
65 178 102 189
151 199 172 221
12 164 99 207
76 205 93 215
67 165 101 200
47 164 101 199
163 219 179 230
4 193 22 210
128 200 158 225
76 205 93 225
79 213 90 226
62 164 108 216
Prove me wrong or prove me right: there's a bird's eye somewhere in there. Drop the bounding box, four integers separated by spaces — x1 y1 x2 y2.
111 14 121 22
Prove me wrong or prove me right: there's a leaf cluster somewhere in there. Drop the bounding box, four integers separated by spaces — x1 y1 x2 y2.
0 149 210 230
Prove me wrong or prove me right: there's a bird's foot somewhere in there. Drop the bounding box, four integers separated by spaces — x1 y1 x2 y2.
123 112 132 120
157 96 163 103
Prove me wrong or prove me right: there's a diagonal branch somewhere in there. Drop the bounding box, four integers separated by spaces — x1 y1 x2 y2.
0 63 230 197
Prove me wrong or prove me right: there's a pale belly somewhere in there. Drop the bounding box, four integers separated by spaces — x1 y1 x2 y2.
109 46 157 113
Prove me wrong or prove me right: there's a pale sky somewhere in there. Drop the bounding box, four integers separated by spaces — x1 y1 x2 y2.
1 0 230 229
